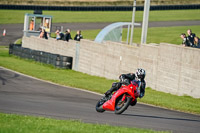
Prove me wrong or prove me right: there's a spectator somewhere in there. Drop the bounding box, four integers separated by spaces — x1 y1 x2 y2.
64 29 72 42
44 18 50 29
194 36 200 48
55 30 64 40
180 33 190 47
74 30 83 41
187 29 196 47
60 32 64 40
55 30 60 40
39 29 48 40
29 19 34 31
39 29 44 38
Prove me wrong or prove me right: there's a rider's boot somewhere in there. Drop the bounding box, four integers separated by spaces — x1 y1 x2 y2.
139 88 145 98
105 82 121 96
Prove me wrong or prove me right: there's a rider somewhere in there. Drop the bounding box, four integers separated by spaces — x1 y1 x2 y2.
104 68 146 99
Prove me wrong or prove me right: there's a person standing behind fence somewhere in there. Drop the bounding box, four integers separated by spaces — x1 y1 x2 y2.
187 29 196 47
39 29 48 40
74 30 83 41
194 36 200 48
55 30 64 40
29 19 34 31
64 29 72 42
180 33 190 47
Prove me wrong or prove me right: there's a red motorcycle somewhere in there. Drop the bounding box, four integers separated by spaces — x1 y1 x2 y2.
96 80 140 114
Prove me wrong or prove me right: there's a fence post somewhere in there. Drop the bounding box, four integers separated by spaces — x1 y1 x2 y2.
141 0 151 45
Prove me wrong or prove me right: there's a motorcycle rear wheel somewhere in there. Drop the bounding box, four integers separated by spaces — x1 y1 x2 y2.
115 94 132 114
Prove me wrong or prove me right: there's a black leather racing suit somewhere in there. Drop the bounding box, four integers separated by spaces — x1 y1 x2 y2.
187 33 196 47
105 73 146 98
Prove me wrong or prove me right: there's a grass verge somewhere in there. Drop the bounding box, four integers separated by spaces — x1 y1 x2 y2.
51 25 200 45
0 9 200 24
0 113 170 133
80 25 200 44
0 46 200 114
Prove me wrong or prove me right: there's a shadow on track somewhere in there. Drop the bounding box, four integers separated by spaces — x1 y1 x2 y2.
0 70 20 85
122 113 200 122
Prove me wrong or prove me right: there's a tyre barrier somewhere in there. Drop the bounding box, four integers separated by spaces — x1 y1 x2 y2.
9 44 73 69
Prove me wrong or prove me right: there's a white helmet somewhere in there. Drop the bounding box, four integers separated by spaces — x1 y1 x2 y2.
136 68 146 79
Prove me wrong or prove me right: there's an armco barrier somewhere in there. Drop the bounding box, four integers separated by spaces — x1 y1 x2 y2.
22 36 200 98
9 44 73 69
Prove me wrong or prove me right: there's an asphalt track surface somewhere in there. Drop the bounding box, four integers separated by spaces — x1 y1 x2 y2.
0 20 200 46
0 67 200 133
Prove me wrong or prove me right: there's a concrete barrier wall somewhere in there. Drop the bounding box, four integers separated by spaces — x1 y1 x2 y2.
22 36 200 98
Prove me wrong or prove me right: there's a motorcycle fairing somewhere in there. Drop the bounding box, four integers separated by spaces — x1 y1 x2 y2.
102 84 136 111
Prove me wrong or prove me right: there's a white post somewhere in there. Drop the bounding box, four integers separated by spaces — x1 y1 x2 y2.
141 0 151 45
129 0 136 45
126 25 130 44
24 14 29 31
23 14 29 37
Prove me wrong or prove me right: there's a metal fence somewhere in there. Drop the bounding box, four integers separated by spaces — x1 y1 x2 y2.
0 4 200 11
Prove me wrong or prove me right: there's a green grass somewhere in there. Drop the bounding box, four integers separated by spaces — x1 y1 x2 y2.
0 47 200 114
0 9 200 24
127 25 200 44
51 25 200 45
142 88 200 114
0 46 114 93
0 113 170 133
80 25 200 44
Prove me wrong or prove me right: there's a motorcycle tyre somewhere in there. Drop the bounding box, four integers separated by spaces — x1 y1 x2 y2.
96 99 106 113
115 95 132 115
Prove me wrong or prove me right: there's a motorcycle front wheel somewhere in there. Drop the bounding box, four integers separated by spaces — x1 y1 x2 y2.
115 94 132 114
96 97 106 113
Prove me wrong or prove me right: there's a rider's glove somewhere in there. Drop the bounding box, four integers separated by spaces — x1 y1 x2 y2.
104 90 111 96
119 75 124 83
119 76 129 85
